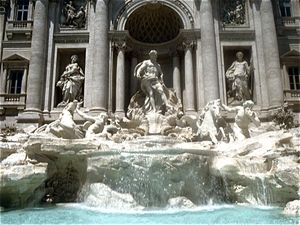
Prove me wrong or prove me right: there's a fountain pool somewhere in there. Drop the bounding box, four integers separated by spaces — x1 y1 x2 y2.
1 204 299 224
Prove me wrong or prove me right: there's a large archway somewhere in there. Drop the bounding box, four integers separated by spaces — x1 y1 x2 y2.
110 1 197 115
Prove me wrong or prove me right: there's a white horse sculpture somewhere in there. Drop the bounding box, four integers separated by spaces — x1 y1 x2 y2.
196 99 228 144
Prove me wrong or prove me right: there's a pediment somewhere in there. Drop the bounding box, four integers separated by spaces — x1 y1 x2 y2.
281 49 300 59
2 54 29 62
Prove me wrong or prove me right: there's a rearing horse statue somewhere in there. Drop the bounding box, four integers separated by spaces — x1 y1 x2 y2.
196 99 228 144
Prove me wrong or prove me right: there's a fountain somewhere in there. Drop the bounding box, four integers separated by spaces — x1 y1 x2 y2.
0 51 299 224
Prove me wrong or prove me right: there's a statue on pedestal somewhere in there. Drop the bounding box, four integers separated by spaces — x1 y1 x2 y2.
57 55 85 107
127 50 182 135
226 52 252 104
128 50 181 115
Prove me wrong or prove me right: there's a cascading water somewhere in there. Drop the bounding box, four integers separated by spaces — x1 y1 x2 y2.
83 149 232 208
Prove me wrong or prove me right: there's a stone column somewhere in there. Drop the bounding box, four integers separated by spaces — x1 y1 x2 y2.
130 51 139 98
200 0 219 103
92 0 109 112
24 0 49 113
183 41 196 113
172 52 182 100
260 0 284 107
1 68 7 94
115 42 126 116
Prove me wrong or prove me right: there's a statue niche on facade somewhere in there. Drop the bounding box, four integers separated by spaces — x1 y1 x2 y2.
57 55 85 107
61 1 86 28
225 51 253 104
222 0 246 26
128 50 182 116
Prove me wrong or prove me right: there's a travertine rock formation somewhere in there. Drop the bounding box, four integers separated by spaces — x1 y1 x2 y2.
0 127 299 209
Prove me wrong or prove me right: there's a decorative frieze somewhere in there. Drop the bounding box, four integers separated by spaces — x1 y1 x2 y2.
54 33 89 43
219 30 255 41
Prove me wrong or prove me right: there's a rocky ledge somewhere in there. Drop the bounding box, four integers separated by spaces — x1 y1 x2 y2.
0 127 299 212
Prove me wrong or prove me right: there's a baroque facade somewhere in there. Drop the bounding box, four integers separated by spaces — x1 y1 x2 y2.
0 0 299 128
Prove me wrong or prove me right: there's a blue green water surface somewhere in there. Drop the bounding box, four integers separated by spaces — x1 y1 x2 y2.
1 204 299 224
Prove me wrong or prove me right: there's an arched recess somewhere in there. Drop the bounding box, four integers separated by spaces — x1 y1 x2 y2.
114 0 194 31
110 0 197 115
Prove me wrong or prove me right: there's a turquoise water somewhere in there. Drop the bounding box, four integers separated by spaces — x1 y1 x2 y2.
1 204 299 224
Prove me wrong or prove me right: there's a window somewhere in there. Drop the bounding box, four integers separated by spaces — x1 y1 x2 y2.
16 0 29 21
8 71 23 94
288 67 300 90
279 0 291 17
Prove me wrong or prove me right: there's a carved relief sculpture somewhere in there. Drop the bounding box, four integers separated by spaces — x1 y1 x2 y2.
61 1 86 28
221 0 246 26
226 52 253 104
57 55 85 107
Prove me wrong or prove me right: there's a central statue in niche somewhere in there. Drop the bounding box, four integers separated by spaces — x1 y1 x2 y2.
128 50 182 116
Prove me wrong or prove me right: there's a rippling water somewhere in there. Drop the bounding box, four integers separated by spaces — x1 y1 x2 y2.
1 204 299 224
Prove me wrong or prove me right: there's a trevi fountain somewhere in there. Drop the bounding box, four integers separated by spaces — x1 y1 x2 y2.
1 50 299 224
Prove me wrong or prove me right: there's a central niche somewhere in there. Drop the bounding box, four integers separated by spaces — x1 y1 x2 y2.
125 3 183 44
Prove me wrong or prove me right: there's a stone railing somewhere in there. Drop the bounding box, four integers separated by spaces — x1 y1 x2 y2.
283 90 300 102
281 17 296 25
276 17 300 26
0 93 26 108
6 20 33 40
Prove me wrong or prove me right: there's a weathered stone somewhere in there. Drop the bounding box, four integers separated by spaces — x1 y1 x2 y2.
166 197 196 209
84 183 143 210
0 161 47 207
277 132 293 144
1 128 299 208
23 125 37 134
282 200 300 215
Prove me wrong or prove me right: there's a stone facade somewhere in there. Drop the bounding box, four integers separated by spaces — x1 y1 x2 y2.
0 0 299 128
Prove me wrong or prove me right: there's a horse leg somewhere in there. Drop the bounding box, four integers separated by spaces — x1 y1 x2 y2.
208 130 218 144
